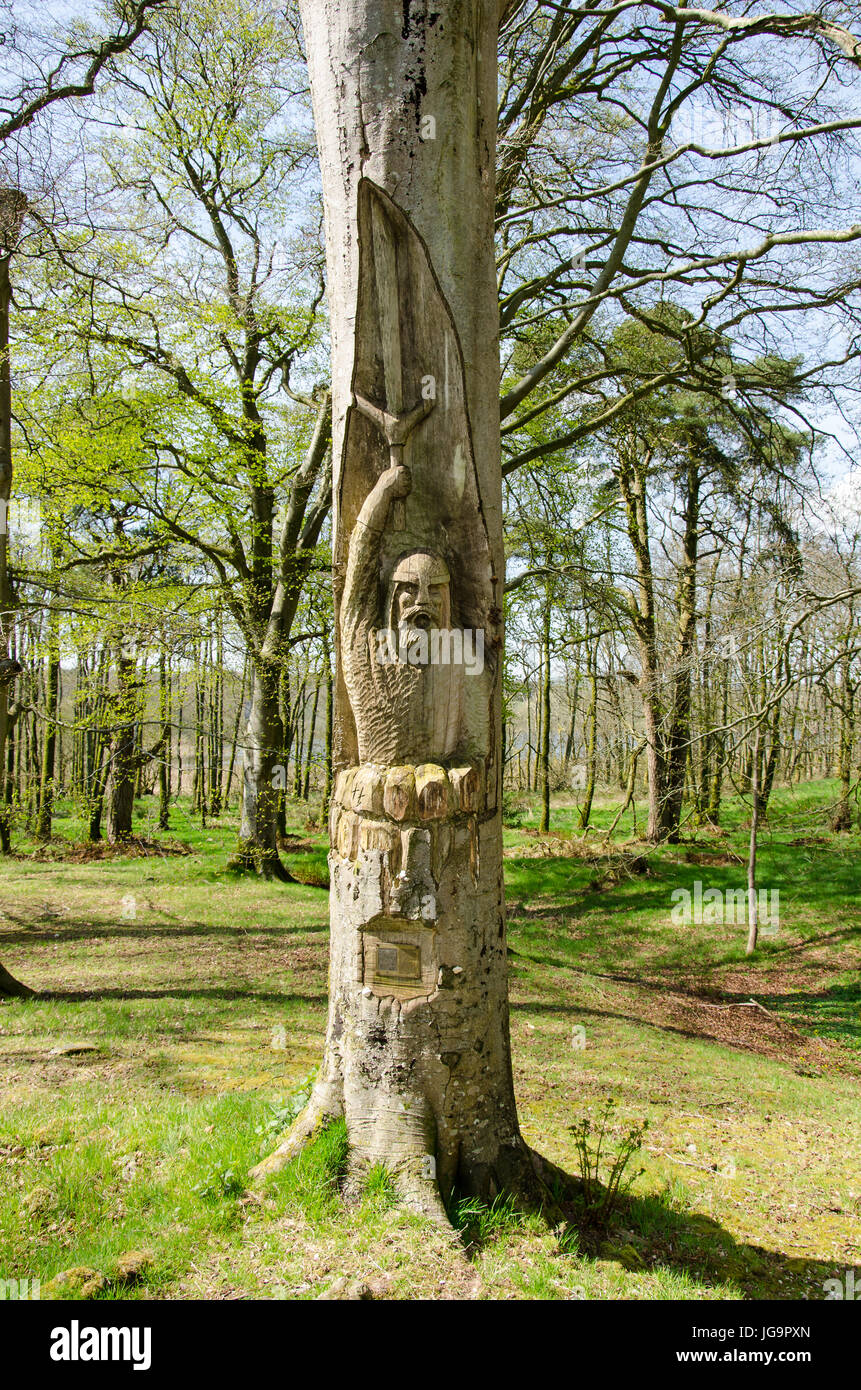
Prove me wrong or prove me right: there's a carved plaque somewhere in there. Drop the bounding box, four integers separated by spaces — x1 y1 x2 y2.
360 918 437 1000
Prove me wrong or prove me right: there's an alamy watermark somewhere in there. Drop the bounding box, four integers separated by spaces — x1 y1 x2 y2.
672 102 782 150
671 880 779 936
374 626 485 675
823 1270 860 1300
0 1276 40 1299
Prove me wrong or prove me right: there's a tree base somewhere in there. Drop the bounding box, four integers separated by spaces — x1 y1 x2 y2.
250 1087 566 1230
0 961 35 999
227 845 296 882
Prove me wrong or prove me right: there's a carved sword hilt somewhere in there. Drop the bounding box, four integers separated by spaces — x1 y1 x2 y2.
352 393 435 530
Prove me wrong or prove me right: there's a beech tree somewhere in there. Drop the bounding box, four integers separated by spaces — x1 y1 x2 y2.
252 0 551 1215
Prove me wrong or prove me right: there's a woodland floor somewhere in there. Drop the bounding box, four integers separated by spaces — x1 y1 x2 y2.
0 780 858 1300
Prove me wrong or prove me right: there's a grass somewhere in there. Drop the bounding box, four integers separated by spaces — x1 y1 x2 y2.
0 780 859 1300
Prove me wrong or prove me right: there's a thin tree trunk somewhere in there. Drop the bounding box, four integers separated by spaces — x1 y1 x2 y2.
223 652 248 809
302 676 321 801
0 192 25 859
577 643 598 831
107 651 138 843
36 592 60 840
746 727 761 957
158 646 170 830
539 594 551 833
229 657 294 880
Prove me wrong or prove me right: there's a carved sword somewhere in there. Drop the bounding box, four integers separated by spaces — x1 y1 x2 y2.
353 195 434 530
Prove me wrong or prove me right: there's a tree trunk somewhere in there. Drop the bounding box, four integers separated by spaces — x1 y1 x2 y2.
706 654 729 823
223 653 248 809
0 192 29 993
830 647 855 831
0 211 24 853
158 647 170 830
746 727 761 957
577 644 598 831
107 653 138 843
321 640 334 818
253 0 544 1216
618 451 672 842
302 676 321 802
36 600 60 841
538 596 551 833
0 958 33 999
663 458 699 842
230 658 294 879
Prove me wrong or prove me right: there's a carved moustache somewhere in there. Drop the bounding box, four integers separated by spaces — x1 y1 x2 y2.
399 606 434 631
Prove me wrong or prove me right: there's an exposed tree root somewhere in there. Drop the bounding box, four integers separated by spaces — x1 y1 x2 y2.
226 845 297 882
248 1082 343 1182
250 1082 572 1236
0 960 34 999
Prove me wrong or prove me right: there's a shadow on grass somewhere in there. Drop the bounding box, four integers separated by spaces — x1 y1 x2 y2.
565 1182 858 1298
453 1173 857 1299
0 916 325 945
30 986 328 1005
507 996 805 1060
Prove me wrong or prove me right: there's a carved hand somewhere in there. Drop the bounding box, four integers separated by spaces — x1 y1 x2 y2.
380 463 412 500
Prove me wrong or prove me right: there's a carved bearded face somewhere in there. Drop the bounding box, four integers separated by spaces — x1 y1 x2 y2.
386 550 451 644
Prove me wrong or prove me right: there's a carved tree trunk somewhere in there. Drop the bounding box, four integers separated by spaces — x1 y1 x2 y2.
254 0 543 1216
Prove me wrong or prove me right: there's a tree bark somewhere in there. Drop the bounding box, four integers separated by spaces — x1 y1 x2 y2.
36 596 60 841
538 594 551 832
157 646 170 830
663 458 699 842
0 195 26 854
745 727 761 957
230 659 295 879
253 0 544 1216
577 641 598 831
321 638 334 818
107 652 139 843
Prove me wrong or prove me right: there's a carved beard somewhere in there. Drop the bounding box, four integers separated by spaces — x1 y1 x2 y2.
386 591 452 641
397 612 433 651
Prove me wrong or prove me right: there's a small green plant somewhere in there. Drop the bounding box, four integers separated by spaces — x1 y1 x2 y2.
453 1191 526 1248
256 1072 317 1149
272 1120 349 1220
569 1098 648 1232
191 1163 245 1203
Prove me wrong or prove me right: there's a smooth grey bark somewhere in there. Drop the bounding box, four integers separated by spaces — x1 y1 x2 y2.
254 0 546 1215
233 660 295 880
745 727 762 957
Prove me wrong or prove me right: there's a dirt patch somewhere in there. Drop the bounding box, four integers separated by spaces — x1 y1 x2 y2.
627 978 854 1074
